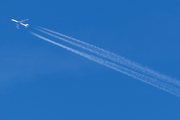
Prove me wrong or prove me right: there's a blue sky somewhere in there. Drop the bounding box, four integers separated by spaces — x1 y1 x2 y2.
1 0 180 120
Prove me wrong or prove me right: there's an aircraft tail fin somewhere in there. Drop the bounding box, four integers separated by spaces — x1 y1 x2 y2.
24 24 29 27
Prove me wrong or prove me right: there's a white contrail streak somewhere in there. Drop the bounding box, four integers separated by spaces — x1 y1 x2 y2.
30 31 180 97
35 26 180 88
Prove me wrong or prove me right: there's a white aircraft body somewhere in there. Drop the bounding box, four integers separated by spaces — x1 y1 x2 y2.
11 19 29 29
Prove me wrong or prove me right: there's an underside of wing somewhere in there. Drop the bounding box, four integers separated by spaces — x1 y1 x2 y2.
19 19 29 23
16 24 19 29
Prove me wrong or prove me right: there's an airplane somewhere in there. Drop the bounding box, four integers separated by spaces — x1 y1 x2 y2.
11 19 29 29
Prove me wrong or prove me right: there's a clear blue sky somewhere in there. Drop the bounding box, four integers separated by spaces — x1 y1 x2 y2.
1 0 180 120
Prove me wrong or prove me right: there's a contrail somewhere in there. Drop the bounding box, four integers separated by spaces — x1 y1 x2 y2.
30 31 180 97
35 26 180 88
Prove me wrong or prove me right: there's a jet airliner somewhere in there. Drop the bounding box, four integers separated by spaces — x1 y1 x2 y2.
11 19 29 29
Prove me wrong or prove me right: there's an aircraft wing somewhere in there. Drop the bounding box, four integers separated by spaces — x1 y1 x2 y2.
16 24 19 29
19 19 29 23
